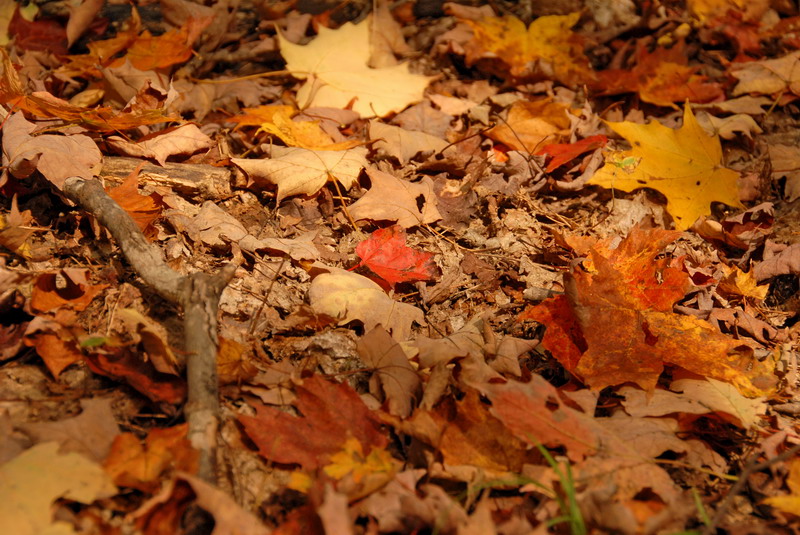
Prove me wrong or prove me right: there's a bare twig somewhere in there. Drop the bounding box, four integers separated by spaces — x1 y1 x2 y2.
62 176 238 484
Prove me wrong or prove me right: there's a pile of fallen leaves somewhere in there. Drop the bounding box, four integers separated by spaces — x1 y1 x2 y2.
1 0 800 533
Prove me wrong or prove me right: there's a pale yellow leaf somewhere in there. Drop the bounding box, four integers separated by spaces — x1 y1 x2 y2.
278 18 433 117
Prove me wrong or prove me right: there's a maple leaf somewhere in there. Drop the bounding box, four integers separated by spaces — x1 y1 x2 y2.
486 98 573 152
353 225 439 288
105 168 164 235
278 18 433 117
462 12 594 85
537 134 607 173
232 146 367 202
259 107 362 151
238 375 389 471
0 442 117 535
593 43 724 108
104 424 198 493
349 167 442 228
523 228 772 395
588 104 744 231
731 50 800 97
0 195 35 258
390 388 537 478
308 265 424 341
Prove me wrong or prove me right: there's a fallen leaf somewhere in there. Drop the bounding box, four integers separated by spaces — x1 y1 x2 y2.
392 388 538 477
278 18 433 117
535 228 771 395
356 326 421 418
19 397 120 462
349 167 441 228
2 112 102 190
238 375 389 470
462 12 594 85
486 98 572 152
308 265 424 341
30 269 108 312
763 458 800 516
354 225 439 288
484 375 600 462
116 308 180 375
106 169 164 234
588 104 744 230
593 43 724 108
369 121 449 164
620 377 767 428
261 107 361 151
106 124 214 166
104 424 198 492
717 264 769 300
537 134 607 173
731 50 800 97
0 195 34 258
232 146 367 201
0 442 117 535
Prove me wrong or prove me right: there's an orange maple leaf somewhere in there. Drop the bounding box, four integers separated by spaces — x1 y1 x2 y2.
593 42 724 108
522 228 773 396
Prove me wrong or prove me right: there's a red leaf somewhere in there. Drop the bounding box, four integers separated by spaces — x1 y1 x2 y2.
238 375 389 471
354 225 439 288
536 134 607 173
8 8 68 55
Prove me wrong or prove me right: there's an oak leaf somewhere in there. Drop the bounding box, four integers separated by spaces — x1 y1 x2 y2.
354 225 439 288
278 18 433 117
731 50 800 97
463 12 594 85
588 105 744 230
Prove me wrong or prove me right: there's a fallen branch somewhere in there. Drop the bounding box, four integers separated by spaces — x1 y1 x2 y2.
62 176 237 484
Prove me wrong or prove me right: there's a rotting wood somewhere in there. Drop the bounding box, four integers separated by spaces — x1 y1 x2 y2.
99 156 233 200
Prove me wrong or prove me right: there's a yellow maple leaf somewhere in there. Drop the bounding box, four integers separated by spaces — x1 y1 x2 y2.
464 12 593 85
588 105 744 231
277 18 433 117
259 108 362 151
486 98 573 152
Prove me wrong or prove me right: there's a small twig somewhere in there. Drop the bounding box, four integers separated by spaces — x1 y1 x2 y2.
62 176 238 485
702 442 800 535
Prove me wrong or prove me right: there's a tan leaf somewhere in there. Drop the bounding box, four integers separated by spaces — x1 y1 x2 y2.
349 167 441 228
308 265 424 341
232 146 367 201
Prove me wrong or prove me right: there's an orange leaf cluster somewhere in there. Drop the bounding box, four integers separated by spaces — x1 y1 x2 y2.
522 228 772 395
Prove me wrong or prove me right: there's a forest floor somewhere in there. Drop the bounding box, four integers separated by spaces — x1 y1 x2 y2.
1 0 800 534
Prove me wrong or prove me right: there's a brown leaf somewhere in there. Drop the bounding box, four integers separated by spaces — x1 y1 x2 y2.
356 326 421 418
349 167 441 228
